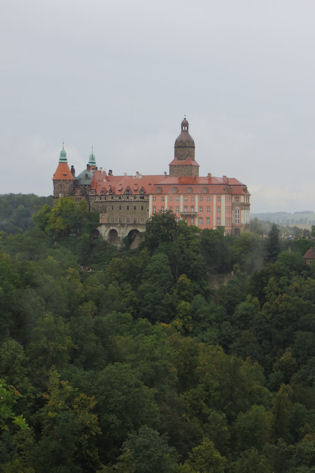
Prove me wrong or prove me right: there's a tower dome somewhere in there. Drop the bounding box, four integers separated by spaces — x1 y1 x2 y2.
59 144 67 163
174 117 195 161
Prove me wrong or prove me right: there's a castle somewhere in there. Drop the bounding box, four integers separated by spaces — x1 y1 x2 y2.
53 118 250 243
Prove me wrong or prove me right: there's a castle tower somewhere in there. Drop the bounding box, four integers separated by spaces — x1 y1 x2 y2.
53 145 74 199
169 118 199 177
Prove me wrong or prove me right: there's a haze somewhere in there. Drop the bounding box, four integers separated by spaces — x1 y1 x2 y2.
1 0 315 212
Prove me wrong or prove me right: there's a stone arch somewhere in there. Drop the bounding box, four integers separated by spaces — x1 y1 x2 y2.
127 228 142 249
108 228 120 245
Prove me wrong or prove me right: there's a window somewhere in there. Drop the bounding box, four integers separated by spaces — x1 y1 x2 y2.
152 196 156 201
161 196 165 201
206 218 210 225
217 207 221 213
153 207 156 214
184 206 188 212
206 206 210 213
199 218 203 225
119 205 122 210
127 205 129 210
141 206 144 210
187 187 192 193
217 196 221 202
203 187 207 193
217 217 221 225
199 206 203 213
172 187 177 193
157 187 162 193
184 196 188 201
169 206 173 212
199 196 203 202
169 196 173 201
161 206 165 212
176 207 179 213
191 217 194 225
176 196 180 201
234 207 240 224
191 206 194 212
235 196 239 202
191 197 194 202
134 206 136 210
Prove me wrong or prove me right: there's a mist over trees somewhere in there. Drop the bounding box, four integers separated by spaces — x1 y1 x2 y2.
0 195 314 472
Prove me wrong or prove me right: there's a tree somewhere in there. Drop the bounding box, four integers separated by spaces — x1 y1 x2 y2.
92 363 160 461
232 448 271 473
117 426 177 473
137 253 174 323
145 212 178 251
33 368 102 473
265 224 280 263
182 438 226 473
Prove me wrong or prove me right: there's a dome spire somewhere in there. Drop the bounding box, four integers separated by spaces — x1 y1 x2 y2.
59 142 67 163
88 145 96 167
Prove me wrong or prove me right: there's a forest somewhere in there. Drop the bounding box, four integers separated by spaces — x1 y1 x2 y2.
0 194 314 472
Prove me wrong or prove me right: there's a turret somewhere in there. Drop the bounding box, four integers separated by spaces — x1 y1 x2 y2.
53 144 74 199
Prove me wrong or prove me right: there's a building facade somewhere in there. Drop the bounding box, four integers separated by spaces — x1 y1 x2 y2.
53 119 250 242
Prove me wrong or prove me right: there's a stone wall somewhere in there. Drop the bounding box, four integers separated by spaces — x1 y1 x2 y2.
169 165 199 177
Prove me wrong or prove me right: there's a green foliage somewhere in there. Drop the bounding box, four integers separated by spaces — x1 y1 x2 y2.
0 194 52 234
0 199 314 472
265 224 280 262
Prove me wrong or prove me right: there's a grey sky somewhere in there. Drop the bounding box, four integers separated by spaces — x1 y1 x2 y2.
1 0 315 212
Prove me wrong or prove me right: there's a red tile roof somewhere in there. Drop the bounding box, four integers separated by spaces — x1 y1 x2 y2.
53 163 74 180
304 247 315 259
90 170 248 196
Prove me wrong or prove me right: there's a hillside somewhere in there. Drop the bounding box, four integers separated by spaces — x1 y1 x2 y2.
252 210 315 225
0 194 52 233
0 197 314 472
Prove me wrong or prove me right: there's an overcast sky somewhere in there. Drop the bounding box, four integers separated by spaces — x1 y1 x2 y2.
1 0 315 212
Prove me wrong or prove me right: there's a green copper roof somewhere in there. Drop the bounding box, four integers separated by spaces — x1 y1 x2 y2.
88 147 96 166
59 144 67 163
75 169 94 185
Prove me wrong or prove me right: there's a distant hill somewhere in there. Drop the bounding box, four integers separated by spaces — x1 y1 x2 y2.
251 211 315 225
0 193 52 233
